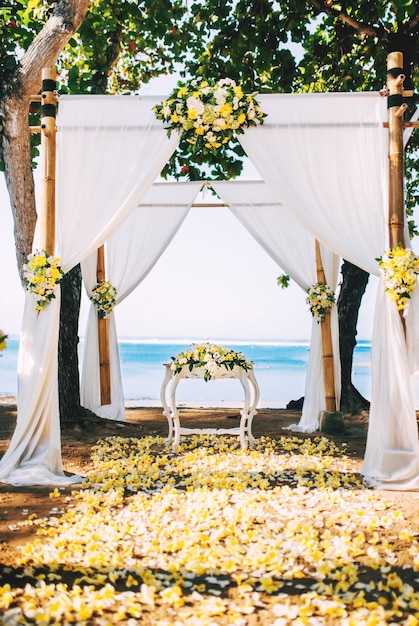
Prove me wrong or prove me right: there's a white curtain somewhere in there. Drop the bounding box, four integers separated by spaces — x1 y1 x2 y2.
212 180 340 432
80 182 202 420
239 92 419 490
0 96 179 486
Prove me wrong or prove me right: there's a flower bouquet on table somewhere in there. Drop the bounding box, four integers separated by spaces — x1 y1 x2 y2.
154 77 266 156
377 245 419 311
306 281 336 323
23 250 64 311
170 342 253 381
90 280 117 319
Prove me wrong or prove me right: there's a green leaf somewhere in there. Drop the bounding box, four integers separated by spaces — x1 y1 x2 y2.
277 274 291 289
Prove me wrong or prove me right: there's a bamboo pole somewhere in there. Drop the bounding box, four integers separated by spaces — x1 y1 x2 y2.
387 52 408 335
96 245 111 405
387 52 407 250
39 68 57 254
315 240 337 413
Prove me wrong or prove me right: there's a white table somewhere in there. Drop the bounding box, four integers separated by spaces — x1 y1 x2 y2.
160 363 260 452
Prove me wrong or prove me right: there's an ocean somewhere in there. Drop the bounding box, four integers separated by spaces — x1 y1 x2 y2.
0 337 378 408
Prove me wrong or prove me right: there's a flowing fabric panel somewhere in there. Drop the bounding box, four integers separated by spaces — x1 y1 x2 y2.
238 93 419 489
57 96 179 272
212 180 340 432
239 93 387 273
80 182 202 420
0 96 179 486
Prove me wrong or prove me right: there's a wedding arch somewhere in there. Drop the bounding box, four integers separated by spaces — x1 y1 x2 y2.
1 54 419 491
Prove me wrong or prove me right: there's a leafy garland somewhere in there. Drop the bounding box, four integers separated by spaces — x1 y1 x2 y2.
170 342 253 382
306 282 336 323
90 280 117 319
377 245 419 311
154 77 266 158
0 331 7 353
23 250 64 311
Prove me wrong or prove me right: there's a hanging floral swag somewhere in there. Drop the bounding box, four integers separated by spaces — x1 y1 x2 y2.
306 282 336 323
377 245 419 311
154 77 266 155
23 250 64 311
90 280 117 319
170 342 253 382
0 331 7 353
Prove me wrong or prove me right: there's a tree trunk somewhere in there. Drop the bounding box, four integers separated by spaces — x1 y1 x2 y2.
337 260 371 413
58 265 84 424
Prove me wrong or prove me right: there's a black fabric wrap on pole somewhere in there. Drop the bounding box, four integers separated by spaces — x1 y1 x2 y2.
41 104 56 118
387 94 403 108
387 67 404 78
42 78 57 92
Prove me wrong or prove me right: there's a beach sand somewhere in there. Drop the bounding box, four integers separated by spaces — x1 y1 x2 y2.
1 402 418 623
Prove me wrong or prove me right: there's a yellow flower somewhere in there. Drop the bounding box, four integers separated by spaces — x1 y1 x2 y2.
220 102 233 118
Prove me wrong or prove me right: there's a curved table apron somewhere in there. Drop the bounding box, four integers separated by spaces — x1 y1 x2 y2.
161 364 260 452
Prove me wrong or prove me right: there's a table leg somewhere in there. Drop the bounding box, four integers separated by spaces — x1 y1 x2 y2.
160 365 174 446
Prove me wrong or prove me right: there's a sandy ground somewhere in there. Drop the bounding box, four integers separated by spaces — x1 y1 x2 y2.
0 402 371 564
1 401 419 626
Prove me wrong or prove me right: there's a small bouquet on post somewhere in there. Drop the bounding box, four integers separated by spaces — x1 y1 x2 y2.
23 250 64 312
377 245 419 311
90 280 117 319
0 331 7 354
306 282 336 323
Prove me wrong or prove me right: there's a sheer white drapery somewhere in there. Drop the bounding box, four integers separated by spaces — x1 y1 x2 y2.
80 182 202 420
0 96 179 486
213 180 340 432
238 92 419 489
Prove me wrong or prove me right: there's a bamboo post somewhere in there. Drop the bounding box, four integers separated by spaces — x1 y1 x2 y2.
96 246 111 406
39 68 57 254
315 241 344 434
96 245 111 405
387 52 407 250
315 240 337 413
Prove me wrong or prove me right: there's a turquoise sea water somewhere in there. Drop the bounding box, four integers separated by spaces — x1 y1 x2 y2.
0 337 376 408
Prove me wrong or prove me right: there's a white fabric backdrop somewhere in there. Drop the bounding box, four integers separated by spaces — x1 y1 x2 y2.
2 92 418 490
80 182 202 420
213 180 340 432
238 92 419 489
0 96 179 486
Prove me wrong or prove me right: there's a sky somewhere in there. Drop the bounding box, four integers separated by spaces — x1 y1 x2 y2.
0 71 379 342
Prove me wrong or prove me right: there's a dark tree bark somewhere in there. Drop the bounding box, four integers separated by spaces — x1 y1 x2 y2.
58 264 84 424
337 260 371 413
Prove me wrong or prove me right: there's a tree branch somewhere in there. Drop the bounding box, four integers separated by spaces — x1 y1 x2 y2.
308 0 388 40
18 0 90 98
405 10 419 34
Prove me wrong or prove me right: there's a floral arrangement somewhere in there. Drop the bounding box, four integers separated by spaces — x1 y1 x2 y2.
23 250 64 311
306 282 336 323
170 342 253 381
153 77 266 154
90 280 117 319
377 245 419 311
0 331 7 353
